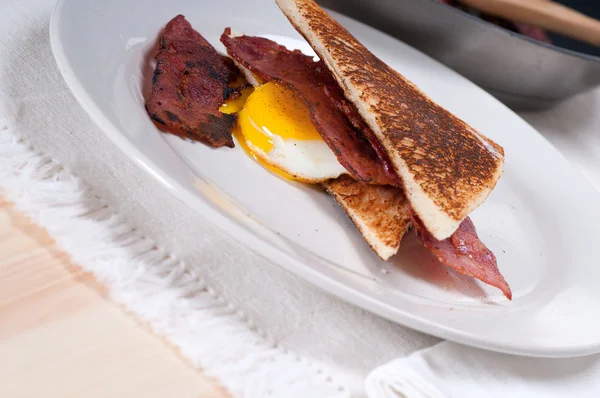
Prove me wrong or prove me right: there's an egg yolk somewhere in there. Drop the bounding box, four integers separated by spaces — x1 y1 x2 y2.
219 85 253 114
220 81 324 181
237 82 322 153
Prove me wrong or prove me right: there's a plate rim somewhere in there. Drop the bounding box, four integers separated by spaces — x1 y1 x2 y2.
49 0 600 358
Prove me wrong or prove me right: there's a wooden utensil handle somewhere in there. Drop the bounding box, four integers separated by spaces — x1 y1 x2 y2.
459 0 600 47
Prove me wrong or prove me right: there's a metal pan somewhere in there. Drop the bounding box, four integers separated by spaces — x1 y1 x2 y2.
319 0 600 110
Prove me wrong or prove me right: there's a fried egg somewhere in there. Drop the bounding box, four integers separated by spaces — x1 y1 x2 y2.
221 81 346 183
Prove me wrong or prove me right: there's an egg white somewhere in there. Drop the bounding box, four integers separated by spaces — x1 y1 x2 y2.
245 132 347 183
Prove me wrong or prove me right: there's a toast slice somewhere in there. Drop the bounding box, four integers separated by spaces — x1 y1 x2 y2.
276 0 504 240
323 175 411 260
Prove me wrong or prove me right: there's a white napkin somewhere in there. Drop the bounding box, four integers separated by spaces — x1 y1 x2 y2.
367 342 600 398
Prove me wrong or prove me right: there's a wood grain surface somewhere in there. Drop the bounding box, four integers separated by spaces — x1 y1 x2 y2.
0 198 229 398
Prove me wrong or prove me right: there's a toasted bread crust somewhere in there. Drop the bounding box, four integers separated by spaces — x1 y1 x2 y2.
277 0 504 239
323 175 411 260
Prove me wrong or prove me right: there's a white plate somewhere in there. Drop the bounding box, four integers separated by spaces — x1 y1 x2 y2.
50 0 600 357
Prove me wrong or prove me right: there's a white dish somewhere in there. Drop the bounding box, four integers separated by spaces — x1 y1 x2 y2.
50 0 600 357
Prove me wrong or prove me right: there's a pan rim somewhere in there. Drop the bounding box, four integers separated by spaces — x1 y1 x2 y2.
433 0 600 65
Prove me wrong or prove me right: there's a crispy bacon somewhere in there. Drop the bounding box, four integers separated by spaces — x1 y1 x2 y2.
413 216 512 299
146 15 236 148
221 30 400 186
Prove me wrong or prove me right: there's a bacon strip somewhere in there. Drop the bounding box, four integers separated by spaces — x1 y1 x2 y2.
221 30 400 186
146 15 236 148
413 216 512 299
221 31 510 298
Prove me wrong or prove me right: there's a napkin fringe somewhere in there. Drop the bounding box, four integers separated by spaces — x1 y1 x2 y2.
0 119 349 398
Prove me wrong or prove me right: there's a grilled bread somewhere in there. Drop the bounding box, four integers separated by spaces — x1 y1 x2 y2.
276 0 504 240
323 175 411 260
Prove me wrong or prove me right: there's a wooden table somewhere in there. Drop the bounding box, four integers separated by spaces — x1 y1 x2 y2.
0 199 228 398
